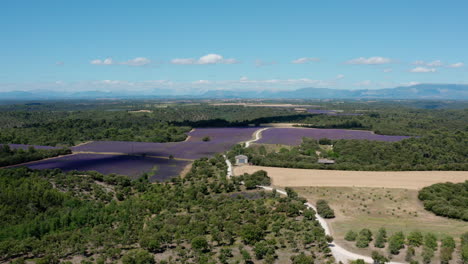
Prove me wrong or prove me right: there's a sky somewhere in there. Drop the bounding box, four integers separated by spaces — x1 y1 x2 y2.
1 0 467 94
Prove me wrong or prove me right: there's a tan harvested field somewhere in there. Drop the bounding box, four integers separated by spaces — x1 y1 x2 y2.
210 103 319 107
234 165 468 189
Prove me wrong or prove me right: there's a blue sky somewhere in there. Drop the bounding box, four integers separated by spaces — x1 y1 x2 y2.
1 0 467 93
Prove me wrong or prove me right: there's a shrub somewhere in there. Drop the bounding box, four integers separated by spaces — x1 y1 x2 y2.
121 249 155 264
371 251 389 264
421 246 434 264
356 229 372 248
345 230 357 241
407 231 423 247
291 252 314 264
388 231 405 255
316 199 335 218
241 170 271 189
374 228 387 248
253 241 275 260
423 233 438 250
191 236 209 252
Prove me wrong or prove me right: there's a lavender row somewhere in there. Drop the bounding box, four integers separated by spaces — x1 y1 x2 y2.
72 127 260 159
12 153 190 182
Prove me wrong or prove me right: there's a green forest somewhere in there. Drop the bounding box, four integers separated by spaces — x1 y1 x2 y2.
0 156 334 264
1 101 467 147
418 181 468 221
232 131 468 171
0 145 71 167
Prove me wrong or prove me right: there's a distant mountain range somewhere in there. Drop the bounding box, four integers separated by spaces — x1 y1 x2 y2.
0 84 467 100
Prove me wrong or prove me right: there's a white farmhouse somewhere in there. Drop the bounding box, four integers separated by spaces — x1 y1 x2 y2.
235 155 248 165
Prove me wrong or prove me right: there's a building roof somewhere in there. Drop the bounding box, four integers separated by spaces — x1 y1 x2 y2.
235 155 248 159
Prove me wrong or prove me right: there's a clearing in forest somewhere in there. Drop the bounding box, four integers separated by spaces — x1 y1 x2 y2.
233 165 468 189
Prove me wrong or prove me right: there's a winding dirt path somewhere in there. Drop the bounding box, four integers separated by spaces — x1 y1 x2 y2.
224 156 402 263
244 127 269 147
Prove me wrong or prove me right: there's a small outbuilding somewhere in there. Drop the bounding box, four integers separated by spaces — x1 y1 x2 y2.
235 155 248 165
317 158 335 165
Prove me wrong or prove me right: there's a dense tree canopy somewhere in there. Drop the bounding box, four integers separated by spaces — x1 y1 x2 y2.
0 145 71 167
232 131 468 171
418 181 468 221
0 156 333 263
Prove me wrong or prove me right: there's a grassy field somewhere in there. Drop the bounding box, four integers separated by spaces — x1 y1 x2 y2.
294 186 468 263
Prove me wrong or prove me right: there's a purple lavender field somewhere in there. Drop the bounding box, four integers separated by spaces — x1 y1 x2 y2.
16 153 190 181
72 127 260 159
12 127 259 181
7 144 62 150
257 128 410 145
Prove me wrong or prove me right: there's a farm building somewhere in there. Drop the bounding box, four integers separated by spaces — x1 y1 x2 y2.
235 155 248 165
317 158 335 164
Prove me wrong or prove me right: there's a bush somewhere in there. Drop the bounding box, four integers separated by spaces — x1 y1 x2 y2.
388 231 405 255
316 200 335 218
356 229 372 248
421 246 434 264
191 236 209 252
423 233 438 250
371 251 389 264
407 231 423 247
345 230 357 241
241 170 271 189
374 228 387 248
291 252 314 264
253 241 275 260
121 249 155 264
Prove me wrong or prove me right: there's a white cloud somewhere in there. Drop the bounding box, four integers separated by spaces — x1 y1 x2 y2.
240 76 249 82
193 80 211 84
171 54 238 65
410 67 437 73
426 60 443 67
91 58 114 65
255 59 276 67
412 60 443 67
336 74 345 80
346 57 392 65
383 68 393 73
121 57 151 66
91 57 151 66
291 57 320 64
447 62 464 68
401 81 421 86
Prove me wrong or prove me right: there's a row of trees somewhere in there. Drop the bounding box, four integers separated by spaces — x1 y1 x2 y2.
345 228 467 263
418 181 468 221
0 145 71 167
